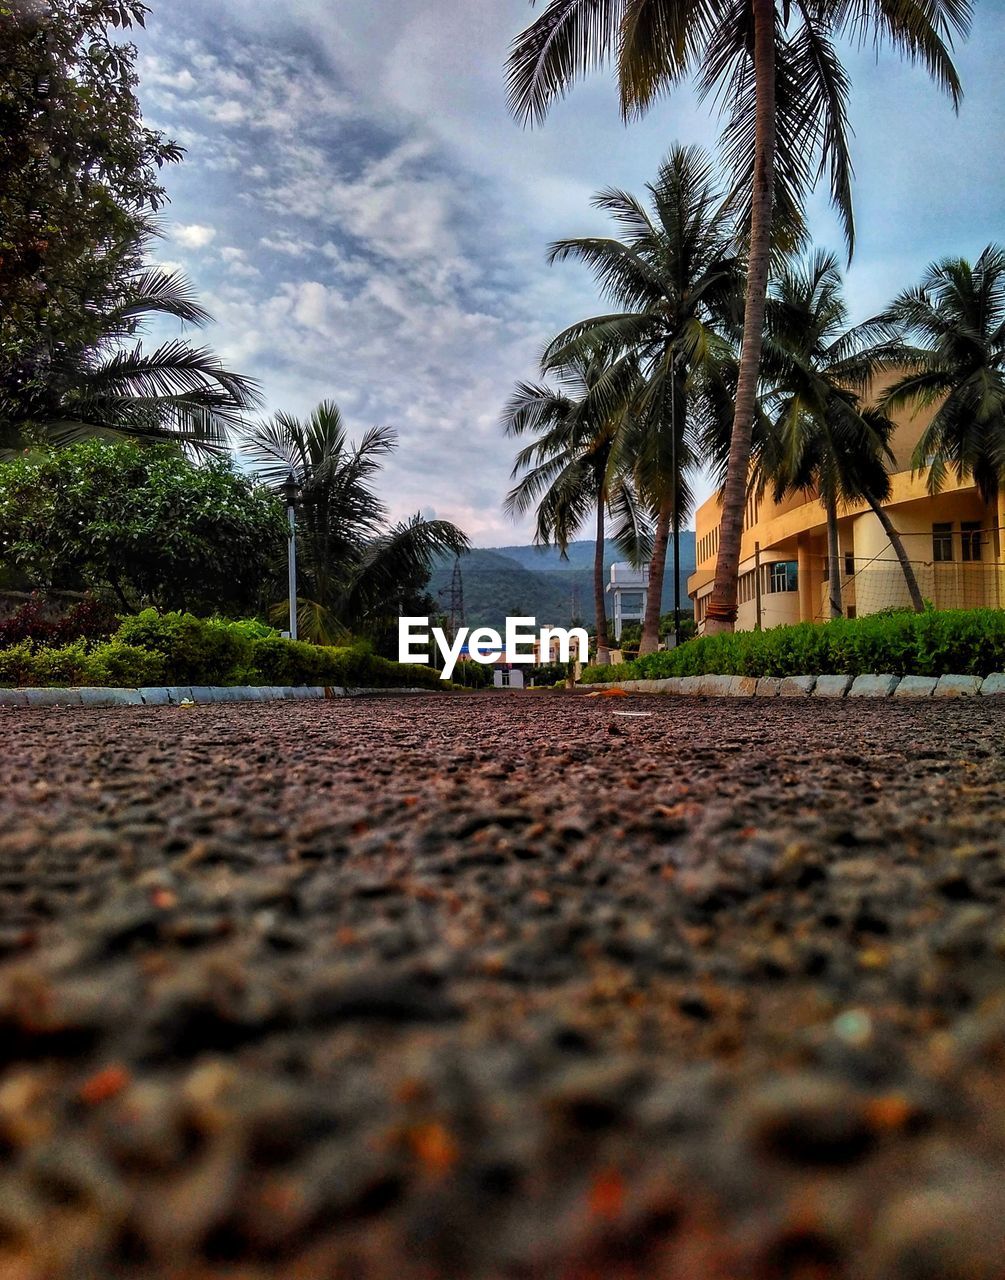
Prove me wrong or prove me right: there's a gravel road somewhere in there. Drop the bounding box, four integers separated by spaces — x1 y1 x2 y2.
2 692 1005 1279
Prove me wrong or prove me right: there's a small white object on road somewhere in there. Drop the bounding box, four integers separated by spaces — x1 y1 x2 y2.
612 711 653 718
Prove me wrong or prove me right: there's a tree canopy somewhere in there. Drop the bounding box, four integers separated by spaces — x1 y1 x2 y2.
1 0 182 424
0 440 286 613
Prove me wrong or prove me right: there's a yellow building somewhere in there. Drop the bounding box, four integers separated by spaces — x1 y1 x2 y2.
688 376 1005 632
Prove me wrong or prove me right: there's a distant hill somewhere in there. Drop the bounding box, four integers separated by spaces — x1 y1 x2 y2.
428 534 697 630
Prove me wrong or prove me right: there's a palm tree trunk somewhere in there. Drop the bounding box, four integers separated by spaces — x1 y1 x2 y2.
703 0 775 634
867 495 925 613
639 496 671 655
593 496 612 665
826 491 843 620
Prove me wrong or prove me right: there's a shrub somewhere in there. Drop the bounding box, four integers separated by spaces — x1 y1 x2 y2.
0 608 450 689
114 610 254 684
0 642 34 686
83 643 167 688
31 642 90 686
580 609 1005 683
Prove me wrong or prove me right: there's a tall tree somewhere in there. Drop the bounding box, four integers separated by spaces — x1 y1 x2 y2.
507 0 970 632
236 402 469 642
874 246 1005 515
541 145 742 654
755 250 924 617
502 349 649 665
1 1 182 406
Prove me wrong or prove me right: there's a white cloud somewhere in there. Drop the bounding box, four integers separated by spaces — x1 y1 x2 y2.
174 223 217 249
134 0 1005 543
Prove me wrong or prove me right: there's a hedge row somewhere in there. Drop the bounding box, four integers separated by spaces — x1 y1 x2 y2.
0 609 445 690
581 609 1005 683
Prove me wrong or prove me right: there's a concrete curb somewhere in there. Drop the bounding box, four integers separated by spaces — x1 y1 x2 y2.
1 685 440 709
577 672 1005 699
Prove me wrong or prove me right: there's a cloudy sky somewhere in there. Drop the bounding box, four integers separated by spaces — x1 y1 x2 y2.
133 1 1005 546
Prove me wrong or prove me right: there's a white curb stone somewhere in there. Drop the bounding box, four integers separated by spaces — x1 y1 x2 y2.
814 675 853 698
678 675 705 696
23 687 83 707
79 688 142 707
188 686 217 704
979 673 1005 696
698 674 735 696
138 688 172 706
849 674 899 697
779 675 817 696
894 676 938 698
755 677 780 697
0 689 28 707
165 687 193 704
934 674 982 697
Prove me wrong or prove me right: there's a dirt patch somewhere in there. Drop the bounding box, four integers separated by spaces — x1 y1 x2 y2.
2 694 1004 1278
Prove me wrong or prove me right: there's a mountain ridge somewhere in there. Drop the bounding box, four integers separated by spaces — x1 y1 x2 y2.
428 535 697 630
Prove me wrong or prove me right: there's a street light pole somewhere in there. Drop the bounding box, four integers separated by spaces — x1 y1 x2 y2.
282 471 299 641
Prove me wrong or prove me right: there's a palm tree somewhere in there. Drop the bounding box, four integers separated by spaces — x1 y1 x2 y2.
873 246 1005 517
541 145 743 654
1 265 260 456
755 250 924 617
236 401 469 643
507 0 970 632
503 349 650 665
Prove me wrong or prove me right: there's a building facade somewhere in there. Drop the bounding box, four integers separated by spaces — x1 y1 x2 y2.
688 376 1005 632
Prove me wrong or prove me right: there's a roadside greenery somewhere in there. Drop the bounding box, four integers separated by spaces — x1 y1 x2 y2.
0 609 446 689
582 610 1005 682
0 440 285 614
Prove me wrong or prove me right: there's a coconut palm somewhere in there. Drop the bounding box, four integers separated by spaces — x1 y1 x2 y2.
503 349 650 665
754 250 923 617
541 144 743 654
507 0 971 632
872 246 1005 511
236 400 469 643
1 265 261 456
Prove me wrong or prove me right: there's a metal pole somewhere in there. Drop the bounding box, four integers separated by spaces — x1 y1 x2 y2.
754 540 762 631
287 502 298 641
671 365 681 648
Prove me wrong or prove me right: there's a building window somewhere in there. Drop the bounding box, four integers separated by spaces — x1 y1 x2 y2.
961 521 982 562
767 561 798 594
844 551 855 577
822 557 829 582
846 606 857 619
933 523 953 563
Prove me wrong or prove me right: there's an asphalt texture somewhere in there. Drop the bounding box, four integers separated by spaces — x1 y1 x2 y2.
2 692 1005 1280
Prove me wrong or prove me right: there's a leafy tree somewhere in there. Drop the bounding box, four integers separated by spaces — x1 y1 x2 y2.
235 401 470 642
542 145 742 653
0 439 286 613
2 261 262 454
503 348 649 666
1 0 183 412
873 246 1005 507
754 250 924 617
507 0 971 632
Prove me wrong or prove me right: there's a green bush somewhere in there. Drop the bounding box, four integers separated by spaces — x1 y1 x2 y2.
0 642 34 686
0 609 448 689
83 643 167 688
31 641 90 686
581 609 1005 683
114 610 254 684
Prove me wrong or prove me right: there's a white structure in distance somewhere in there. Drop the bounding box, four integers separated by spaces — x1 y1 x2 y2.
606 563 648 641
